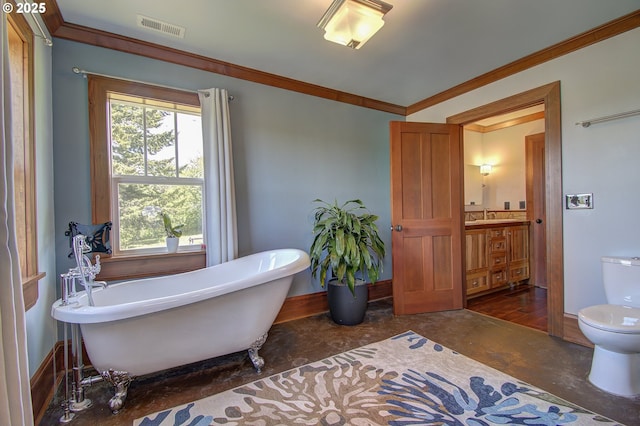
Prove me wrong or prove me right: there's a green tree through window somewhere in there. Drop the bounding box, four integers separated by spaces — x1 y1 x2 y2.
109 98 204 251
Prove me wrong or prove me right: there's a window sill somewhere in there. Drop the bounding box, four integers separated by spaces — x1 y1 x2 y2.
23 271 46 311
97 250 206 281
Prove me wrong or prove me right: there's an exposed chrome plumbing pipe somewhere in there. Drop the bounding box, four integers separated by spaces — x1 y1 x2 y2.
58 320 74 423
58 234 109 422
70 323 93 412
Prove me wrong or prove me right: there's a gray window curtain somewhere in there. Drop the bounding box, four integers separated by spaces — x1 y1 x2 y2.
198 88 238 266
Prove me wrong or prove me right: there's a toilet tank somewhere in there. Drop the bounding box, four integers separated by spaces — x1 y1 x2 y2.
601 256 640 307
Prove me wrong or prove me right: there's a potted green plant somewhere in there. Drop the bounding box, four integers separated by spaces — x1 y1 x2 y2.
310 199 385 325
160 212 183 253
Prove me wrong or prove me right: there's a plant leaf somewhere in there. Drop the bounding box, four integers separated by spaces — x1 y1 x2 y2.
335 228 345 256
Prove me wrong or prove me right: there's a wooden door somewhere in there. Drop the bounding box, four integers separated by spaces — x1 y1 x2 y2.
526 133 547 288
390 122 464 315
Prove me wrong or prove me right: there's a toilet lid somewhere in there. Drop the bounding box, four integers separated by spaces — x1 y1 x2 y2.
578 304 640 334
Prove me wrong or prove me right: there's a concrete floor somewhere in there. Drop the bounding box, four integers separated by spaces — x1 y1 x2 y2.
40 298 639 425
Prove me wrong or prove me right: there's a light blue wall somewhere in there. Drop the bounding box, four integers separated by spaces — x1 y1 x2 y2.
52 39 399 296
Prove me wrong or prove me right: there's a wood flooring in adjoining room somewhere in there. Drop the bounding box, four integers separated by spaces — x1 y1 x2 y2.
466 284 548 332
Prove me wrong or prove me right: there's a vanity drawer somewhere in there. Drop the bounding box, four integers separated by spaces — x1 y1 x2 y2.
488 237 507 253
490 254 507 268
510 264 530 282
466 273 489 295
487 228 506 238
490 269 508 287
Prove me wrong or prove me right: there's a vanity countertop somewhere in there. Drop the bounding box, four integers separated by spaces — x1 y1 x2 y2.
465 219 530 228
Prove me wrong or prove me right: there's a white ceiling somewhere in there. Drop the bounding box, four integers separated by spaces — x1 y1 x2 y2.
55 0 640 107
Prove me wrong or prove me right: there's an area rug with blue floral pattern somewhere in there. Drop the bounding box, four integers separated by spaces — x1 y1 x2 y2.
134 330 621 426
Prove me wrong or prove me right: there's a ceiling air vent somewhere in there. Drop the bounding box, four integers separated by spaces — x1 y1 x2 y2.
137 15 185 38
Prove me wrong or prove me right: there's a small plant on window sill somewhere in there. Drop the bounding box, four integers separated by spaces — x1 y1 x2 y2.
161 212 183 238
161 212 183 253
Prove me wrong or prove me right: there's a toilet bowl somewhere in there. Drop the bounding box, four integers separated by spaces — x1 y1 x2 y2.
578 304 640 396
578 256 640 397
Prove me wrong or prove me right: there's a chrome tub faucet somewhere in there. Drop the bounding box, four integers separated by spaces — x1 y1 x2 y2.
60 234 106 307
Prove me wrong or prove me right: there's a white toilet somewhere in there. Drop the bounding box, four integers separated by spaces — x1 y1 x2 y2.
578 256 640 397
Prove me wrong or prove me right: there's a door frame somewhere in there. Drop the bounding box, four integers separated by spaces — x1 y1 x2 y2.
446 81 564 338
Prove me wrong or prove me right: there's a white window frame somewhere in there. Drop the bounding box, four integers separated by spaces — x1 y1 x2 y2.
110 176 204 255
107 96 204 255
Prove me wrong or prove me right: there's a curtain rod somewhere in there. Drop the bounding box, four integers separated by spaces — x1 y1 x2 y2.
71 67 234 100
575 108 640 128
21 2 53 47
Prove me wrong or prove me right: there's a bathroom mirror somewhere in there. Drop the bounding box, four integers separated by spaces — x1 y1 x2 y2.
464 165 483 206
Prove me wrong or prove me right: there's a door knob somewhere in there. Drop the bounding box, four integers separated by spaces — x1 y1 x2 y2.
535 218 543 224
393 225 403 232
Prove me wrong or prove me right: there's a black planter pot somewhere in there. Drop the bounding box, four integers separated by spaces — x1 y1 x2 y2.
327 279 368 325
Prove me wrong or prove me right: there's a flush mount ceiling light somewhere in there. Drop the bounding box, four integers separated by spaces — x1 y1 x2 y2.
317 0 393 49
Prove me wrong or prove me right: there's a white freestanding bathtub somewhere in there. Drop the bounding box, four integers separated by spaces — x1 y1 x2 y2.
52 248 309 412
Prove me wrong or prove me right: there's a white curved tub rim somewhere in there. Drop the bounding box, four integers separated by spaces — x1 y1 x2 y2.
52 249 309 324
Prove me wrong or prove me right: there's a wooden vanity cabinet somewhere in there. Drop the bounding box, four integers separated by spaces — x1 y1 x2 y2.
487 227 508 289
465 222 530 297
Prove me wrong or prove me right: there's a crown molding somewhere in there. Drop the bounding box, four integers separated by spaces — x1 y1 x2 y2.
407 9 640 115
42 1 639 116
40 0 406 116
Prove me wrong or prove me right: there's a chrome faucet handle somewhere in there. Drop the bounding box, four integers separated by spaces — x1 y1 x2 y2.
93 255 101 275
79 253 103 280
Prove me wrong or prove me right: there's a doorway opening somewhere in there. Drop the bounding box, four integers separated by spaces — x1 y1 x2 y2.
462 106 548 331
447 81 564 338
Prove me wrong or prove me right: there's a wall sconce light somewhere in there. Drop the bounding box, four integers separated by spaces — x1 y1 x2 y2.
317 0 393 49
480 164 492 176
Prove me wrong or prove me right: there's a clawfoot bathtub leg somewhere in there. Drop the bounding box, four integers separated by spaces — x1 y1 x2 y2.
248 332 268 373
100 369 133 414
